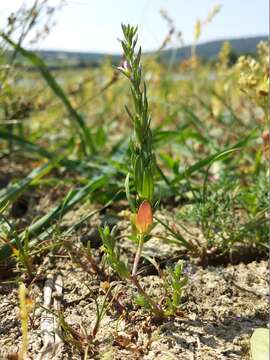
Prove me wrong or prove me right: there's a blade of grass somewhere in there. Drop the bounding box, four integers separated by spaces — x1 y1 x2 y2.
64 188 123 235
179 105 209 133
1 33 96 155
0 130 106 174
154 216 196 251
211 89 243 125
172 130 257 184
26 176 107 239
153 129 209 147
0 130 52 158
0 157 61 208
0 176 108 260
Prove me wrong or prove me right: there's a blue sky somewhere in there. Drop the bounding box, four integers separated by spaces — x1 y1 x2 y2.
0 0 268 53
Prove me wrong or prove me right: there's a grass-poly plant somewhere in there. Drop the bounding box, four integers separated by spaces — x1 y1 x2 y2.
101 24 188 319
119 24 164 317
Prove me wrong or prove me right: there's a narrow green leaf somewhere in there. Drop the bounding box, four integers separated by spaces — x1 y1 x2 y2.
1 33 96 155
125 173 135 212
172 131 255 184
0 158 60 208
0 176 108 260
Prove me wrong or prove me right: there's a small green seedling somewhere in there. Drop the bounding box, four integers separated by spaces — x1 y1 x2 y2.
99 225 130 279
0 214 34 279
163 261 188 316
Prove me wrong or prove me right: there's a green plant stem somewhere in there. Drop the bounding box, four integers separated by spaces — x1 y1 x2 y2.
131 275 164 318
132 233 144 277
131 234 164 318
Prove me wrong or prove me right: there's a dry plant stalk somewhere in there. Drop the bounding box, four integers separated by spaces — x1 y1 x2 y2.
18 283 32 360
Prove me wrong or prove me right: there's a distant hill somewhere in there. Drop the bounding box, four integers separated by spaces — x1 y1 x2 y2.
159 36 268 63
35 35 267 68
35 50 120 68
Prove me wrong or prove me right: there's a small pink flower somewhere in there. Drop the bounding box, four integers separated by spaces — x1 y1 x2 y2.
117 58 131 76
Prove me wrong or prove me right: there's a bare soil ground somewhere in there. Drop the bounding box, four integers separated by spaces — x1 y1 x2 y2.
0 158 268 359
0 255 268 359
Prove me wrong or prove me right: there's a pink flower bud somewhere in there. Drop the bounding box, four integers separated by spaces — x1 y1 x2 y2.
136 200 153 234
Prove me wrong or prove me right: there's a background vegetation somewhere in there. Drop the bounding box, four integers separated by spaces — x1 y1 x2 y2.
0 1 268 359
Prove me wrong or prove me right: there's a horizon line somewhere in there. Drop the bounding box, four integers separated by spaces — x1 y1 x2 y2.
32 33 268 56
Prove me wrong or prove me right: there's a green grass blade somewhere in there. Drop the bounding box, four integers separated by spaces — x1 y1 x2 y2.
153 129 209 147
154 216 196 251
179 105 209 133
0 158 61 208
172 131 256 184
25 176 107 240
0 176 108 260
0 130 52 158
0 130 90 172
1 33 96 155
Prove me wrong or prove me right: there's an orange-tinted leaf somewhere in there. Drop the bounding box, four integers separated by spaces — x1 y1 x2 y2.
136 200 153 234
